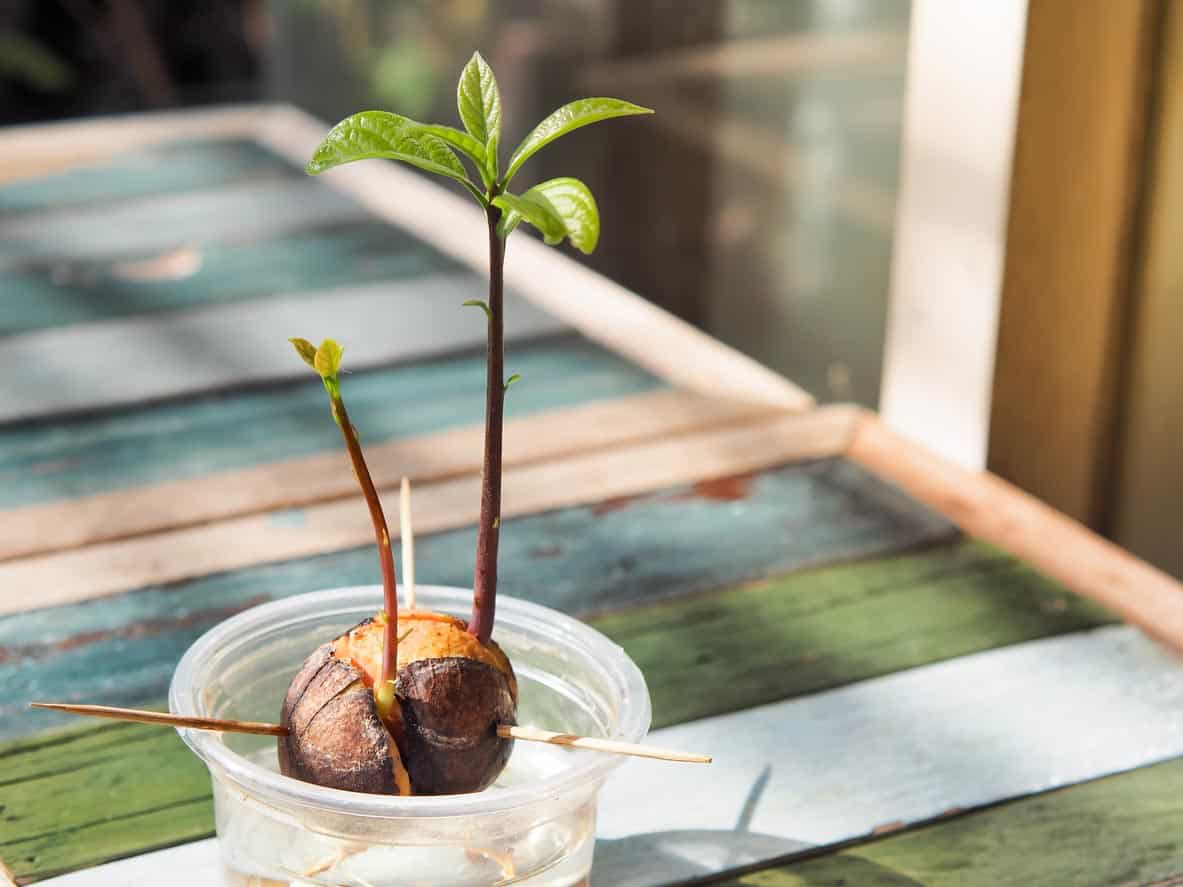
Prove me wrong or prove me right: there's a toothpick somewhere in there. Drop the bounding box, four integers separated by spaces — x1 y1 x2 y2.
30 703 712 763
498 725 712 764
400 476 416 610
30 702 286 736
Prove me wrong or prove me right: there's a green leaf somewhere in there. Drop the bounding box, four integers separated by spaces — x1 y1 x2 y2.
504 373 521 391
419 123 486 167
529 178 600 253
314 339 344 379
418 123 490 189
496 179 600 253
457 51 501 150
485 131 500 186
496 201 522 240
289 337 317 369
492 191 566 245
305 111 481 199
503 97 653 185
462 299 492 322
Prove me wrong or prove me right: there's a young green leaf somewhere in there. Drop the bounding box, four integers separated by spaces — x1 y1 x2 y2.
496 178 600 253
531 178 599 253
289 337 317 369
419 124 487 168
314 339 344 379
492 191 566 245
457 51 501 150
504 373 521 391
502 98 653 185
485 131 500 186
306 111 484 203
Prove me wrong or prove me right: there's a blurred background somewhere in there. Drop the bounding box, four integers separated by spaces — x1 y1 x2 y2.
0 0 909 408
0 1 1178 579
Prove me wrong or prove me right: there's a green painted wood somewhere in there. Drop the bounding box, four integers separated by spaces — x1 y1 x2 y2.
717 755 1183 887
0 220 460 336
0 336 658 506
0 139 297 213
0 721 212 882
0 459 956 740
594 538 1113 728
0 539 1116 881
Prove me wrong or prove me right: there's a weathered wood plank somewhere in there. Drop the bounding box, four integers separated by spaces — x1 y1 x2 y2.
594 539 1111 728
0 274 565 424
0 723 213 882
717 757 1183 886
0 389 771 562
0 220 459 336
0 336 656 509
0 408 861 613
0 452 949 740
0 139 295 213
593 625 1183 886
848 412 1183 652
2 536 1112 882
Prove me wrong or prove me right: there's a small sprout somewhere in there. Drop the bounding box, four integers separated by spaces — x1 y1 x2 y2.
288 336 399 695
504 374 521 392
289 337 317 369
314 339 344 380
375 679 398 721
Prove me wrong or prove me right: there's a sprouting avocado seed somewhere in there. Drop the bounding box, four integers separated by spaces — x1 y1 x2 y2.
278 611 517 796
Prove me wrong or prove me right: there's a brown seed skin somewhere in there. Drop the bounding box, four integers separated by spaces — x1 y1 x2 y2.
277 613 517 796
398 655 517 795
278 641 408 794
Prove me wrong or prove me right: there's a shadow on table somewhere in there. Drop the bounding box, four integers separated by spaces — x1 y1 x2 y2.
592 832 926 887
590 765 925 887
592 829 808 886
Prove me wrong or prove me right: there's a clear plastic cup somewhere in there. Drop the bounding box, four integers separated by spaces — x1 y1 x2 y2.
169 586 651 886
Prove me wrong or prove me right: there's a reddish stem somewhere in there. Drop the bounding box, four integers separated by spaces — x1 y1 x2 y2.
331 396 398 685
469 207 505 644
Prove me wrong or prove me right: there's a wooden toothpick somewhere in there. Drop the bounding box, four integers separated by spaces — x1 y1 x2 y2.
29 702 286 736
400 476 416 610
30 703 711 763
498 724 712 764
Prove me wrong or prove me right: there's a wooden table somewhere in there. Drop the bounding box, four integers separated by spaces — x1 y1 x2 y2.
2 105 1183 887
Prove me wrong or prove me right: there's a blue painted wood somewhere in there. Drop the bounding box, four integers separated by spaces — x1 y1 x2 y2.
0 178 371 263
0 139 298 213
0 336 659 507
0 221 462 336
0 458 956 740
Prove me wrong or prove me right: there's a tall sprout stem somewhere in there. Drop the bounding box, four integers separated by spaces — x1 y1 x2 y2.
331 396 398 686
470 206 505 643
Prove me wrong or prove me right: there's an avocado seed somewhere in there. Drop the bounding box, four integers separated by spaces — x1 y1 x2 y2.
279 610 517 795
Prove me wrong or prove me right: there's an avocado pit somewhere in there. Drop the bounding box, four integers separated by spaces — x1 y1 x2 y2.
279 610 517 796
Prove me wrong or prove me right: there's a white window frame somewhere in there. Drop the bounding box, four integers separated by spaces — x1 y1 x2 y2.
879 0 1029 469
